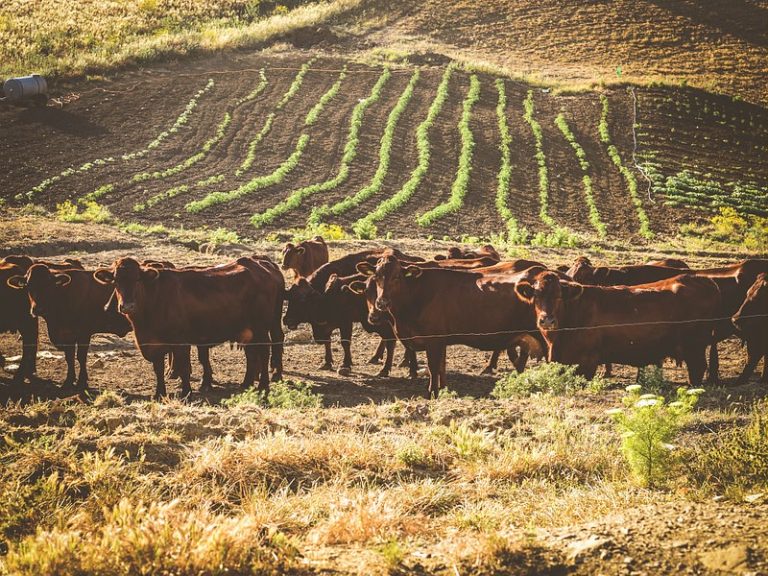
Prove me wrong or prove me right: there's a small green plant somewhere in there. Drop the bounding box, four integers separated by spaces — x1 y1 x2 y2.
222 379 322 409
55 200 112 223
82 184 115 203
492 362 606 398
443 420 494 460
377 537 405 571
608 384 704 487
207 228 240 245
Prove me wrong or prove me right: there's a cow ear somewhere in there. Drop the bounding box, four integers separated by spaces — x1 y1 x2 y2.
7 275 27 289
356 261 375 276
93 269 114 285
403 265 422 278
284 242 294 252
296 246 306 255
142 267 160 282
563 283 584 301
345 280 367 295
54 273 71 287
515 281 535 303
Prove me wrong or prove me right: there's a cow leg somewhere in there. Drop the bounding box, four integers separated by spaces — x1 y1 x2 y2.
320 340 334 371
377 338 396 378
603 363 613 378
684 347 707 388
167 350 179 380
735 339 763 385
761 349 767 383
481 350 501 375
196 346 213 390
152 357 167 399
75 338 90 389
17 320 39 385
337 323 353 376
173 346 192 398
577 359 599 380
398 344 412 368
405 348 419 380
425 344 446 399
62 343 77 387
707 342 720 384
270 300 284 382
256 338 271 393
369 339 386 365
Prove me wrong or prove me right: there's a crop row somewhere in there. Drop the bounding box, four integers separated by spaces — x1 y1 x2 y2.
600 95 652 238
522 91 554 229
416 74 481 227
237 59 315 176
21 79 215 201
662 171 768 217
307 69 420 227
250 68 392 229
555 113 606 237
351 65 455 239
493 80 527 243
185 67 346 213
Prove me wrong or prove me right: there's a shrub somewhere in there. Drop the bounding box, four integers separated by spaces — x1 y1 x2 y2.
55 200 112 223
609 385 704 487
207 228 240 245
492 362 606 398
222 379 322 409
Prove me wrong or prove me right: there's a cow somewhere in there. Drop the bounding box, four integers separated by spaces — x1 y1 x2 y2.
566 257 687 286
514 271 721 386
1 256 84 384
282 236 329 280
283 248 423 371
732 273 767 384
434 244 501 262
7 263 131 388
94 256 284 398
352 254 540 397
648 258 689 269
690 260 768 383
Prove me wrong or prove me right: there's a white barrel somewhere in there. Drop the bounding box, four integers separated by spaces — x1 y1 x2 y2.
3 75 48 101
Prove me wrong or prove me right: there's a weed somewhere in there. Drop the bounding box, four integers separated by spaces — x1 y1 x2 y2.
55 200 112 224
492 362 606 398
222 379 322 409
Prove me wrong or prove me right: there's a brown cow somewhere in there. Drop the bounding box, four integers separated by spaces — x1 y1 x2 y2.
648 258 689 269
95 256 284 398
353 254 539 397
732 273 768 384
514 271 721 386
8 264 131 388
284 248 423 371
434 244 501 262
566 257 686 286
282 236 329 280
1 256 84 384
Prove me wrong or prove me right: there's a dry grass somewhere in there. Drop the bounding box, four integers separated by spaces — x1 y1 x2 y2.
0 0 362 79
0 387 756 574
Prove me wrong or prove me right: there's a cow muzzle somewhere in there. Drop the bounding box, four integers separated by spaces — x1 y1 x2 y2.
119 302 137 315
538 314 557 330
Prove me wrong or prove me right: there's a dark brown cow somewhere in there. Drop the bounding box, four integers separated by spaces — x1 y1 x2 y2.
8 264 131 388
282 236 329 280
732 273 768 384
353 254 539 397
434 244 501 262
1 256 84 384
284 249 423 371
566 257 686 286
514 271 721 386
95 256 284 398
648 258 689 269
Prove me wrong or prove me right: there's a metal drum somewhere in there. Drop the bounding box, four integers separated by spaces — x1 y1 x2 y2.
3 75 48 102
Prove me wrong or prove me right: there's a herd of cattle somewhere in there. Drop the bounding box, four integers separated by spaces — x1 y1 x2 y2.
1 237 766 399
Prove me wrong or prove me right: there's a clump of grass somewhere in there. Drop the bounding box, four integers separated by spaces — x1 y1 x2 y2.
417 74 481 226
206 227 240 246
55 200 112 223
492 362 607 398
352 64 455 238
223 379 322 409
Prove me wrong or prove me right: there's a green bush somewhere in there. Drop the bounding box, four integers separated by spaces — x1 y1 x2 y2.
609 385 704 488
222 379 322 409
492 362 605 398
55 200 112 224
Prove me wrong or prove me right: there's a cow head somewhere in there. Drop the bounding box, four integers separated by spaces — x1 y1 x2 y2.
93 257 159 316
514 271 584 332
7 264 71 318
281 242 306 272
566 256 594 283
356 254 421 325
2 255 35 270
283 277 321 330
732 273 767 335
